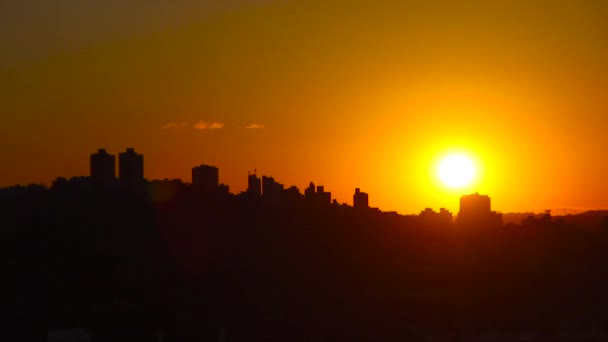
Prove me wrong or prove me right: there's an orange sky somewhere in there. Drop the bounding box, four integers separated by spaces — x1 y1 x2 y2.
1 0 607 214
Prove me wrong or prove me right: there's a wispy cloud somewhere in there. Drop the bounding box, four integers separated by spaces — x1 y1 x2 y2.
193 121 224 130
161 121 188 129
245 123 264 129
163 120 226 130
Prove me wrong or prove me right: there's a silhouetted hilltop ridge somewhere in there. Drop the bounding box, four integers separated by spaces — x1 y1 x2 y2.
501 210 608 229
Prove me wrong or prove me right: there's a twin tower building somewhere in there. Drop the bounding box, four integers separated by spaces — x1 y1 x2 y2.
90 148 144 183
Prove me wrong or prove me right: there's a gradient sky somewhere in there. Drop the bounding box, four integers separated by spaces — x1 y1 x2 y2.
2 0 607 214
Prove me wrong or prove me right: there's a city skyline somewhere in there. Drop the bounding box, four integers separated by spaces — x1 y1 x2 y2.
5 144 603 216
9 143 607 340
2 0 608 214
5 1 608 339
5 145 598 216
86 147 507 224
90 146 504 219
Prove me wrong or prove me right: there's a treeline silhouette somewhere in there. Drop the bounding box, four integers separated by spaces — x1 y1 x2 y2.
3 177 608 341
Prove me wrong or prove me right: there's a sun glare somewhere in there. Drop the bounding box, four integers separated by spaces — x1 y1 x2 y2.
437 154 476 189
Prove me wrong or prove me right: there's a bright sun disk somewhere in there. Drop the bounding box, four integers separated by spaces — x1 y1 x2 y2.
437 154 476 189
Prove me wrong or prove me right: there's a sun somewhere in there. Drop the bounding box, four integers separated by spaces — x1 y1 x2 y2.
437 153 477 189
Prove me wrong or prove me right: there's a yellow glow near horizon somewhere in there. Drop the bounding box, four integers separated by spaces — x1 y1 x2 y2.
437 153 477 189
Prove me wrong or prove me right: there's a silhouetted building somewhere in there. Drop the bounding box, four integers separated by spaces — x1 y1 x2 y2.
439 208 452 221
456 193 502 227
192 164 219 189
315 185 331 205
284 186 302 202
460 193 491 215
305 182 316 198
248 172 262 196
419 208 453 226
119 148 144 183
304 182 331 206
219 183 230 193
262 176 284 201
316 185 331 205
522 210 552 228
353 188 369 209
90 148 115 182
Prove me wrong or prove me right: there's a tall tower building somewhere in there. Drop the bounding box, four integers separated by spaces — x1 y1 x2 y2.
419 208 453 226
119 148 144 183
192 164 219 189
90 148 115 182
353 188 369 209
247 172 262 196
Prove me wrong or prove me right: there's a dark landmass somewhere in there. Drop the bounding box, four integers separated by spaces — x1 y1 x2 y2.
3 177 608 341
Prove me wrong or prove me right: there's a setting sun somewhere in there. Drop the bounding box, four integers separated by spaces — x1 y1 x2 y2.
437 154 477 189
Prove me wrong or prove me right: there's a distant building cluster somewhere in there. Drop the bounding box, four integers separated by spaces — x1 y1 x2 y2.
246 172 355 206
90 148 370 208
416 193 503 227
419 208 453 226
304 182 332 206
90 148 503 226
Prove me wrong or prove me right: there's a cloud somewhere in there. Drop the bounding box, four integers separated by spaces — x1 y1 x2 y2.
245 123 264 129
209 122 225 129
193 121 224 130
161 122 188 129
